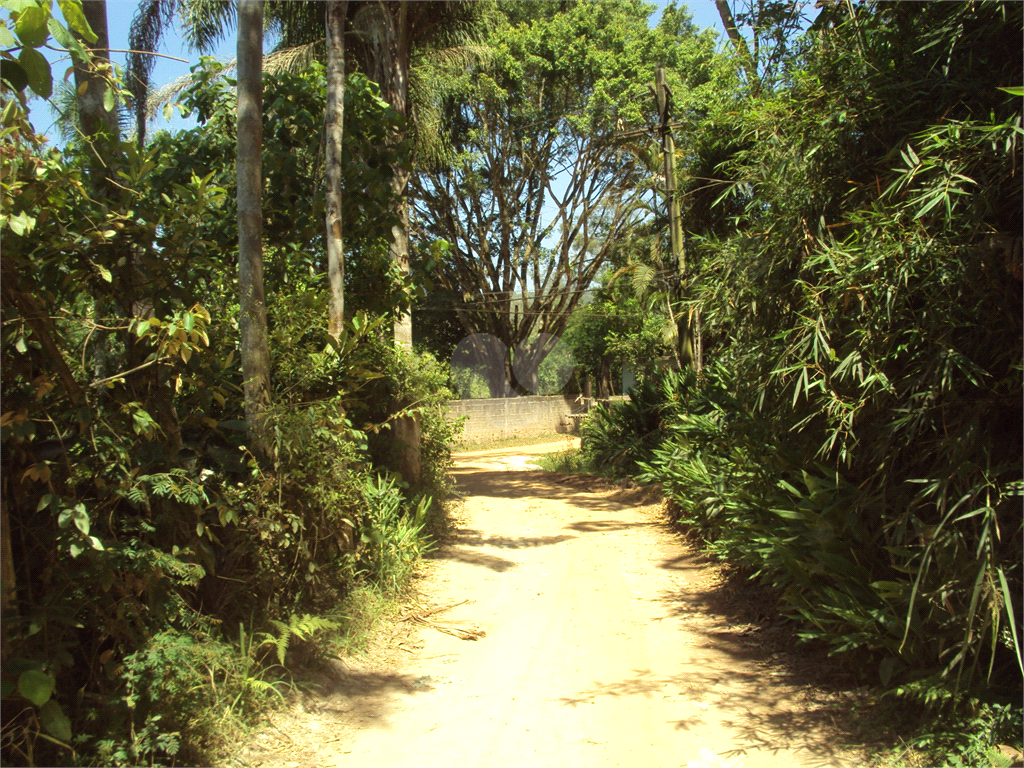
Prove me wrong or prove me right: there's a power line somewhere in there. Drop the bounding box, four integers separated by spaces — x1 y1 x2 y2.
425 268 680 305
410 305 660 319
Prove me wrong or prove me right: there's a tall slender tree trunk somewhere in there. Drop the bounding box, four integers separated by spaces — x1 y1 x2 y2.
352 1 413 347
72 1 120 156
237 0 274 463
1 480 15 660
325 0 348 339
390 1 413 348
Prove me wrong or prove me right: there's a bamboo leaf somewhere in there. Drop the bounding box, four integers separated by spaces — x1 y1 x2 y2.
997 567 1024 676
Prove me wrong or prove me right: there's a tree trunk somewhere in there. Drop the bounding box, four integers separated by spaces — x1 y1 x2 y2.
393 168 413 348
352 1 413 347
1 483 16 655
325 0 348 339
237 0 274 463
390 3 412 347
72 1 120 152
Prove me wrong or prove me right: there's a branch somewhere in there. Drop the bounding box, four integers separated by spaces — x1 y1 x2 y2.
714 0 761 92
89 356 172 388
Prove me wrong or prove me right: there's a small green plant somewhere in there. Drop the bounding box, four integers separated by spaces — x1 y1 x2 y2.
358 474 432 594
232 622 288 709
261 613 343 665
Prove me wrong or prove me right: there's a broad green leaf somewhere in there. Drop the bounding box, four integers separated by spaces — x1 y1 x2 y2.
0 20 17 47
0 0 40 12
18 46 51 98
97 264 111 282
58 0 97 43
878 655 898 687
135 320 150 337
0 59 28 92
88 536 103 551
14 336 27 353
14 5 48 48
68 542 83 558
44 16 72 48
39 699 71 742
183 312 194 332
17 670 54 706
46 17 87 63
57 508 72 528
36 493 53 512
72 503 88 535
770 507 805 520
8 210 35 235
102 85 114 112
163 100 173 121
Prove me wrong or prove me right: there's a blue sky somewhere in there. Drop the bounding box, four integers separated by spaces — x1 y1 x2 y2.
36 0 732 140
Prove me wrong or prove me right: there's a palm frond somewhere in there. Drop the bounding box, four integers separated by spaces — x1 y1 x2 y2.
264 40 324 76
127 0 178 144
420 43 493 70
146 71 211 121
180 0 237 54
146 39 325 123
51 79 133 145
631 261 656 297
265 0 323 51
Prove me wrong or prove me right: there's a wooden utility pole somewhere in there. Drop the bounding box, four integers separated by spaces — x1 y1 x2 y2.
655 67 696 370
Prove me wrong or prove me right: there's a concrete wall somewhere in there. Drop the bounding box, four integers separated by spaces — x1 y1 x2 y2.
447 395 580 443
446 395 628 444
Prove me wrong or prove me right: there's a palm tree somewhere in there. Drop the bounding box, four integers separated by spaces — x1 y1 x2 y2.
73 1 120 147
236 0 274 462
126 0 493 348
325 0 347 339
348 1 495 346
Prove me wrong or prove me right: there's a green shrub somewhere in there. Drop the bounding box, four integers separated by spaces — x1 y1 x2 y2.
351 337 462 513
94 625 289 767
579 368 697 476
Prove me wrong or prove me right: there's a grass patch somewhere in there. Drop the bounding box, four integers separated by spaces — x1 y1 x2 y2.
531 446 631 482
330 583 402 658
531 446 594 474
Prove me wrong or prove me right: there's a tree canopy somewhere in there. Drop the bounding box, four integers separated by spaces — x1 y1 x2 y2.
412 0 724 395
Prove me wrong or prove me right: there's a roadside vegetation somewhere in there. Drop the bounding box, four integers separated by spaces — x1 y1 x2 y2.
1 3 461 765
539 3 1023 766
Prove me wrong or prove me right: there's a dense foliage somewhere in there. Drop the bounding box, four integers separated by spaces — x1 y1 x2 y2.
0 8 455 764
579 3 1022 761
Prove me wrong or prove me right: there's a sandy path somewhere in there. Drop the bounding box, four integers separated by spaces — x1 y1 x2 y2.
310 441 857 768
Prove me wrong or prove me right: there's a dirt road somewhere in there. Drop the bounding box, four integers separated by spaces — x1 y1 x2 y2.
245 441 863 768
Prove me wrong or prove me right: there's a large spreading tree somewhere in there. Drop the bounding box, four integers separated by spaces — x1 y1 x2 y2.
412 0 723 396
